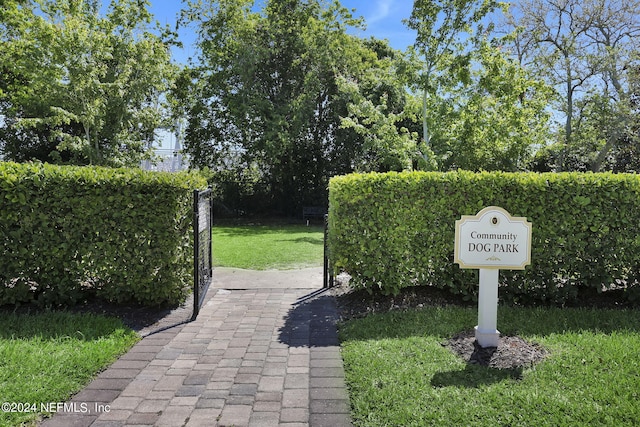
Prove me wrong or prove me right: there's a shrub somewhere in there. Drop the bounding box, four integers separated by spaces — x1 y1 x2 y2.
0 162 207 306
328 171 640 303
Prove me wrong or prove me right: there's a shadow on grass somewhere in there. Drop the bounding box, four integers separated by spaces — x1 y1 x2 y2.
431 364 523 388
338 296 640 343
275 236 323 245
214 224 324 238
499 305 640 336
0 311 129 341
340 302 640 390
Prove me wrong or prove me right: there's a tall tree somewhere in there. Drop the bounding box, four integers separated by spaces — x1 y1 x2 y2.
338 38 420 172
508 0 640 171
404 0 498 170
177 0 402 213
0 0 177 166
429 37 552 171
586 0 640 171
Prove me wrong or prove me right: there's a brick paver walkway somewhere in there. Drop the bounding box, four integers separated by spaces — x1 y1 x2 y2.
40 271 351 427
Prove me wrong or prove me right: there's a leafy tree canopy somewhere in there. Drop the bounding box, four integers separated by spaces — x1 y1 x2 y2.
0 0 178 166
507 0 640 172
176 0 417 213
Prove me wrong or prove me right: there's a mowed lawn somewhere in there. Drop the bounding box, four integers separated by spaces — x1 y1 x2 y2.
340 305 640 426
0 312 138 426
212 223 325 270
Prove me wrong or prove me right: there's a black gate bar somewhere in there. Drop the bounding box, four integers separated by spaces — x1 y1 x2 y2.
323 214 334 288
192 188 213 320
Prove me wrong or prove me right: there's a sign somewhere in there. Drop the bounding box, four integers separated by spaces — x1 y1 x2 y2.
453 206 532 348
454 206 532 270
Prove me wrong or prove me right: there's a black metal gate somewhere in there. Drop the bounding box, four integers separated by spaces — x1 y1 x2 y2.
192 188 213 320
323 214 334 289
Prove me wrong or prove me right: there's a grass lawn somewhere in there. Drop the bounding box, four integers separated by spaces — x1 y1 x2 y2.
213 223 324 270
340 305 640 426
0 311 139 426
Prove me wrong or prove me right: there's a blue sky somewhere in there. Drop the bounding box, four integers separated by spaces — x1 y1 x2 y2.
343 0 416 50
148 1 417 64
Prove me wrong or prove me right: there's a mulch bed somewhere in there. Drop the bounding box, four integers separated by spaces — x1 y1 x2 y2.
445 330 549 369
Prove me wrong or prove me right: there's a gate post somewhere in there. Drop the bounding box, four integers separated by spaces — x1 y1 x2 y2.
192 189 201 320
323 214 334 288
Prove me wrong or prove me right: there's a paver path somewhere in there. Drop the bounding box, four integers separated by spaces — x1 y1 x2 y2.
40 268 352 427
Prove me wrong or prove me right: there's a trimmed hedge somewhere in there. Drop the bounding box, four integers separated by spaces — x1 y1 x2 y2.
328 171 640 304
0 162 207 306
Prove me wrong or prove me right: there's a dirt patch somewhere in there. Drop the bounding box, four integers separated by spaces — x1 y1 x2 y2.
331 276 475 321
66 298 194 336
445 330 548 369
332 277 636 322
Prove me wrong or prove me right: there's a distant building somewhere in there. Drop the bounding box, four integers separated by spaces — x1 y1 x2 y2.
141 122 189 172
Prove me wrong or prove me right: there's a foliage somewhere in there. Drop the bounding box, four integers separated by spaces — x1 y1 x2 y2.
507 0 640 172
0 0 177 166
0 162 206 306
426 38 552 171
0 311 138 426
176 0 420 215
401 1 552 172
204 164 270 217
340 305 640 426
405 0 500 169
338 38 421 172
328 171 640 303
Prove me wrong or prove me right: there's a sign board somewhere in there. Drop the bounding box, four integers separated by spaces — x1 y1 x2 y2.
454 206 532 270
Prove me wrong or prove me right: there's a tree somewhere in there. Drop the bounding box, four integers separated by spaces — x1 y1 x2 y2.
338 38 420 172
177 0 411 214
402 1 551 172
507 0 640 171
0 0 63 161
404 0 499 169
428 38 552 171
586 0 640 171
0 0 177 166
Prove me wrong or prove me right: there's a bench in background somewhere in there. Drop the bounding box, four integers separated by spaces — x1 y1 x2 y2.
302 206 327 224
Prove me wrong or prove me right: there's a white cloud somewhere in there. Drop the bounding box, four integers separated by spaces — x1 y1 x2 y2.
367 0 393 25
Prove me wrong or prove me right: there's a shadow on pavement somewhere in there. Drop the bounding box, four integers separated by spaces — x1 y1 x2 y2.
278 289 340 347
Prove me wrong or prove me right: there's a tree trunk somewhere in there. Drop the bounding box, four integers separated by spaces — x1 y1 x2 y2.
561 56 573 172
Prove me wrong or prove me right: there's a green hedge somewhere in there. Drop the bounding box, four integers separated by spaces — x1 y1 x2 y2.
328 171 640 303
0 162 207 307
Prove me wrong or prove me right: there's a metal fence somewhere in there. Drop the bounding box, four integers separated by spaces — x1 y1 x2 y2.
141 149 188 172
192 188 213 320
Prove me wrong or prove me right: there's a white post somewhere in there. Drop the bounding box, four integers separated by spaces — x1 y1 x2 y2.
475 268 500 347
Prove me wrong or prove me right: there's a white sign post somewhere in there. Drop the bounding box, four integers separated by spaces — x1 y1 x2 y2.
454 206 532 347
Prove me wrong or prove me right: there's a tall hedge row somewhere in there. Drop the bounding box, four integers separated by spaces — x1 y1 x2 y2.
328 171 640 303
0 162 207 306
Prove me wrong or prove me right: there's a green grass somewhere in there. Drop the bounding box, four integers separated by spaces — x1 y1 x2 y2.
212 224 324 270
340 306 640 426
0 311 139 426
